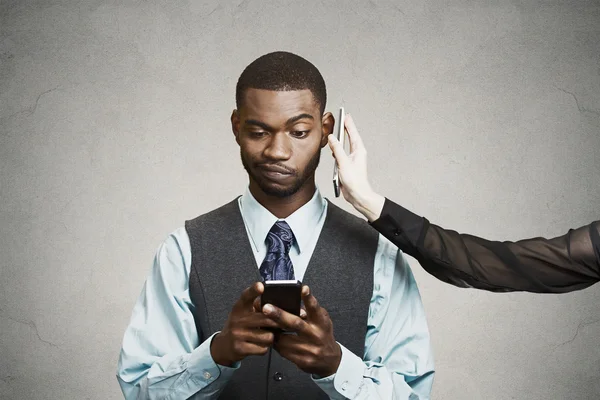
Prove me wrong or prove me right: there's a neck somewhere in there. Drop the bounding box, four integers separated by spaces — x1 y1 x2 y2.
249 180 316 219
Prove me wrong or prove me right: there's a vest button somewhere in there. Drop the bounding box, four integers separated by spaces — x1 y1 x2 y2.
273 372 283 381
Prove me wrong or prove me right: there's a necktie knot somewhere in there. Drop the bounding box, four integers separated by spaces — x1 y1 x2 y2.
259 221 295 281
267 220 294 254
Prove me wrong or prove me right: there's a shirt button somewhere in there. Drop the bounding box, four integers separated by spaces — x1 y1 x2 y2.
273 372 283 381
203 371 212 380
341 381 348 391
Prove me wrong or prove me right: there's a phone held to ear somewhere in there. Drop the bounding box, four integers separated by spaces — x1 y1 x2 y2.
332 106 346 198
261 280 302 332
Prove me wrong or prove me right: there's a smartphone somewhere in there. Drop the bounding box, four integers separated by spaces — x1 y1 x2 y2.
332 107 346 197
261 280 302 332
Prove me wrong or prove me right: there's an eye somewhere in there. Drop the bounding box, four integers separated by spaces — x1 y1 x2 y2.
291 130 309 138
250 131 267 137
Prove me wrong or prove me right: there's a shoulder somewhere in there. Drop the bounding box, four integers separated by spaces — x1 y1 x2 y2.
154 226 191 271
325 199 376 233
185 197 242 230
374 232 416 282
142 226 192 292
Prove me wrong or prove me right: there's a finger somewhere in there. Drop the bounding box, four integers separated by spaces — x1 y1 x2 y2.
240 330 275 347
273 335 313 362
243 313 281 329
238 281 264 307
277 335 312 353
273 332 302 350
239 342 272 357
345 114 365 155
301 285 310 297
299 308 307 319
327 135 350 170
252 296 262 313
302 291 320 316
299 286 310 319
263 304 310 333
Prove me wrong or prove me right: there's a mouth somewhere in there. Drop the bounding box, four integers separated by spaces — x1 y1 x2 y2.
257 165 294 181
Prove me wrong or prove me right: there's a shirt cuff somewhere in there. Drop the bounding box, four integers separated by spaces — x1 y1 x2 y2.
187 332 240 387
370 197 427 251
312 343 364 399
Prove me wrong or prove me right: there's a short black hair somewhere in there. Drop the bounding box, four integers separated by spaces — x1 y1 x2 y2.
235 51 327 115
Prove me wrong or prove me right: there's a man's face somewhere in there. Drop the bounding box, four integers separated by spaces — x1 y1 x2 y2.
232 89 332 198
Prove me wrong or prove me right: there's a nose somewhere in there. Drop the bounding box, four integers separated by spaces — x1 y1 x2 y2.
263 132 292 161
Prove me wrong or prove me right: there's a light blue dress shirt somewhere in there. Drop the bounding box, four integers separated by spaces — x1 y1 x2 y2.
117 187 435 399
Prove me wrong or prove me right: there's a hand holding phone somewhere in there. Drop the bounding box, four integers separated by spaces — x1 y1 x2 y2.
261 280 302 315
210 282 280 366
263 285 343 377
261 280 302 332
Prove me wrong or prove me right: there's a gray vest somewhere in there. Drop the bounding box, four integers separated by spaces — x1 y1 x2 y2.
185 197 378 399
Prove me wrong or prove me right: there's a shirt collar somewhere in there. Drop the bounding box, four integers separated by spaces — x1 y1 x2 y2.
240 186 326 254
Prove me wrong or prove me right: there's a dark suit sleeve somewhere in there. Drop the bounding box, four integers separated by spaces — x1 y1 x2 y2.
370 198 600 293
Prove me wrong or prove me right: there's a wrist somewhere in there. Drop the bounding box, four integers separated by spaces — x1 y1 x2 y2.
210 332 235 367
318 343 342 378
353 191 385 222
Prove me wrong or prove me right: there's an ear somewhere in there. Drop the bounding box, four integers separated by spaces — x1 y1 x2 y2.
319 111 334 148
231 109 240 145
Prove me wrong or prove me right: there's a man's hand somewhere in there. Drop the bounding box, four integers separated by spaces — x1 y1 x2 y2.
328 113 385 222
252 297 308 319
211 282 280 366
262 285 342 377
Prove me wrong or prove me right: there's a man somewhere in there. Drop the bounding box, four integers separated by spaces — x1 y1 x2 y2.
328 113 600 293
117 51 435 399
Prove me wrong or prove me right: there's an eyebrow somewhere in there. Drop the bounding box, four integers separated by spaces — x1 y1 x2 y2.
244 113 315 131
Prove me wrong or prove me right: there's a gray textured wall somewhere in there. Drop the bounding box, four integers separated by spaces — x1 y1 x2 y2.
1 0 599 399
